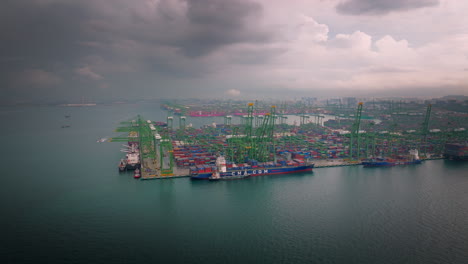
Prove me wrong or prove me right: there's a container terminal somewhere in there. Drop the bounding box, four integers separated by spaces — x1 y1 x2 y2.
109 100 467 180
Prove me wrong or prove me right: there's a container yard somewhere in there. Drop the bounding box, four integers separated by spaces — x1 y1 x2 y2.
110 99 467 180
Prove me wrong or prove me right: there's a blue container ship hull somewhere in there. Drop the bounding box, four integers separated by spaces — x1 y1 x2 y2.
191 164 314 180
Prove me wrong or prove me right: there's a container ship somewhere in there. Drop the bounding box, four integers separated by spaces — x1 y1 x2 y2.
118 131 141 172
125 143 140 170
362 149 422 167
444 143 468 161
188 111 226 117
188 111 270 117
191 156 314 180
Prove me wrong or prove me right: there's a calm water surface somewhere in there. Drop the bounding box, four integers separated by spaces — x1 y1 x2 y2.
1 103 467 264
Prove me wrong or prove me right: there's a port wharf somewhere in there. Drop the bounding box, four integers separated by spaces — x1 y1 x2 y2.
112 102 463 181
139 160 350 180
116 129 449 180
113 117 367 180
138 157 445 180
117 130 367 180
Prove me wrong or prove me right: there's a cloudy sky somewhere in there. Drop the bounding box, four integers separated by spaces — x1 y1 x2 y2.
1 0 467 103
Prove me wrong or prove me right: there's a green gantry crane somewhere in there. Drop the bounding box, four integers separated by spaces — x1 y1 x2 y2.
420 104 432 157
349 102 363 160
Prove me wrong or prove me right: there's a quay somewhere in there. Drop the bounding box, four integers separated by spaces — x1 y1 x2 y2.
314 159 361 168
111 100 466 180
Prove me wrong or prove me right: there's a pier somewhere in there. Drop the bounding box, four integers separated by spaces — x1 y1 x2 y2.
313 159 361 168
110 101 466 180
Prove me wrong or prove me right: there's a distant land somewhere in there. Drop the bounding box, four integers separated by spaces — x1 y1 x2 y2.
0 95 467 109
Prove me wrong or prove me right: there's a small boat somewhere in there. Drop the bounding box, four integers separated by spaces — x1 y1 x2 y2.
118 159 127 172
97 137 108 143
134 168 141 179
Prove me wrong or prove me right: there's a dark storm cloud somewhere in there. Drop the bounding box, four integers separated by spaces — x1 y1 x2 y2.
181 0 268 56
85 0 269 57
0 0 266 62
0 0 272 102
0 1 90 66
336 0 439 15
0 0 95 97
0 0 268 66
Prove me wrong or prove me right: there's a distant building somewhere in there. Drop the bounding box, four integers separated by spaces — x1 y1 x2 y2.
342 97 357 107
301 97 317 105
327 98 341 105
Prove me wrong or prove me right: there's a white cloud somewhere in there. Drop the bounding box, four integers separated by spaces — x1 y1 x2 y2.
294 15 329 43
226 89 241 96
375 35 410 52
207 4 468 96
75 66 103 80
331 31 373 51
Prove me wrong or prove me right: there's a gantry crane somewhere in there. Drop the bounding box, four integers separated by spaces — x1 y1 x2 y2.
349 102 363 160
253 105 276 162
420 104 432 157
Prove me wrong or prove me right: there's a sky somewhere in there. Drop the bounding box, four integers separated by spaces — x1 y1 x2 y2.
1 0 468 103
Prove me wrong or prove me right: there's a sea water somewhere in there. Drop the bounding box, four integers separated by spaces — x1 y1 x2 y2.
1 102 467 264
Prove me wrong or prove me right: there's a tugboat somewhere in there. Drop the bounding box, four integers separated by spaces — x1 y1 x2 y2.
118 159 127 172
133 168 141 179
97 137 108 143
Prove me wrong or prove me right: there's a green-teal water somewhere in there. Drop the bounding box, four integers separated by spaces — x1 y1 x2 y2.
1 103 467 264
